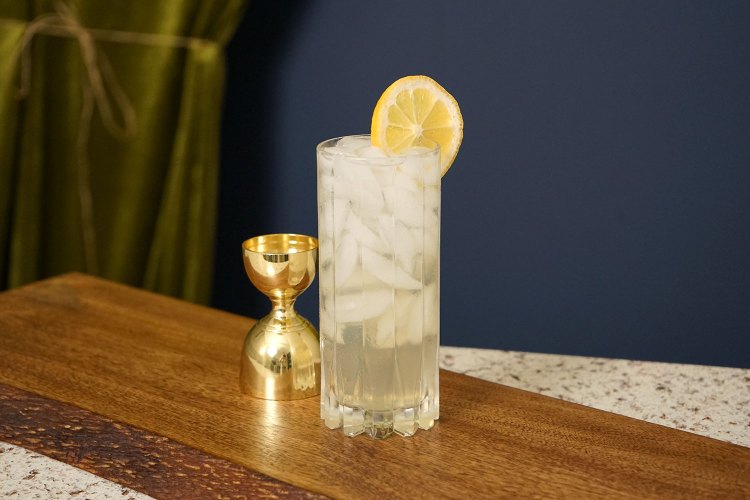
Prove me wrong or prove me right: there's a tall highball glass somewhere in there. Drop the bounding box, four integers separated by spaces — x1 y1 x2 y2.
316 135 440 439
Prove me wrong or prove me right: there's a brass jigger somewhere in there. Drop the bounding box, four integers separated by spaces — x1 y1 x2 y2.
240 234 320 400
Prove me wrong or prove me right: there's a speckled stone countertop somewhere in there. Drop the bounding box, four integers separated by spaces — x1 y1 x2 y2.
2 347 748 496
440 346 750 448
0 442 151 499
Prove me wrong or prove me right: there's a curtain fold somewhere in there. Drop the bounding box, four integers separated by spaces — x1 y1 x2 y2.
0 0 246 303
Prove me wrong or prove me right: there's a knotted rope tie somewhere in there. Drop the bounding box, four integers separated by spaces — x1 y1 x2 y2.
10 2 210 274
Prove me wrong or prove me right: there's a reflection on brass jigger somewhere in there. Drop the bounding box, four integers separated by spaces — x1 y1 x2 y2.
240 234 320 400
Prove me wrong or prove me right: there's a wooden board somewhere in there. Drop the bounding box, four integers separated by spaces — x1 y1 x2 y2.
0 383 325 499
0 273 748 498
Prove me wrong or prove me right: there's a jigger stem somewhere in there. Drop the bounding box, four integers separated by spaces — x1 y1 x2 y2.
266 296 302 325
269 296 297 314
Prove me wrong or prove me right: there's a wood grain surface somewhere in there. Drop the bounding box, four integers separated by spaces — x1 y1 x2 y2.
1 273 749 499
0 383 326 499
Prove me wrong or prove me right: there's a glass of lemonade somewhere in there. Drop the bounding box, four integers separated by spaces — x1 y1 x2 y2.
317 135 440 439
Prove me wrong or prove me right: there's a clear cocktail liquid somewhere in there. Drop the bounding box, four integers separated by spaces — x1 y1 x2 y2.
317 135 440 438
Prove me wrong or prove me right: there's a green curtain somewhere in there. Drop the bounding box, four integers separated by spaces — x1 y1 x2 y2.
0 0 246 303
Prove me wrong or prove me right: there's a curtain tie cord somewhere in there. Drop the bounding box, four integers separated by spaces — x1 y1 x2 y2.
8 2 213 276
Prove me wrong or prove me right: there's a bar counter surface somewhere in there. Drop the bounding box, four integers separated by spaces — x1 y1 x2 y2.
0 274 748 498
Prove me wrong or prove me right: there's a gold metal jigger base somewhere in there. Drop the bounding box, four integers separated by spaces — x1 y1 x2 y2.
240 234 320 401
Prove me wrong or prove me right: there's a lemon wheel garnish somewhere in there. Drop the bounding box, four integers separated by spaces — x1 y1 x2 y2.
371 75 463 177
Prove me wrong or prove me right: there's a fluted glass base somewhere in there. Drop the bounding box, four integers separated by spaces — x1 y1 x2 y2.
322 400 438 439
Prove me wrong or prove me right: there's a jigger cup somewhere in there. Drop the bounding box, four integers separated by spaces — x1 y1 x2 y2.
240 234 320 400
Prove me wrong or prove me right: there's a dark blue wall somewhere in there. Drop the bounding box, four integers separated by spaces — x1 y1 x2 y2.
215 1 750 367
